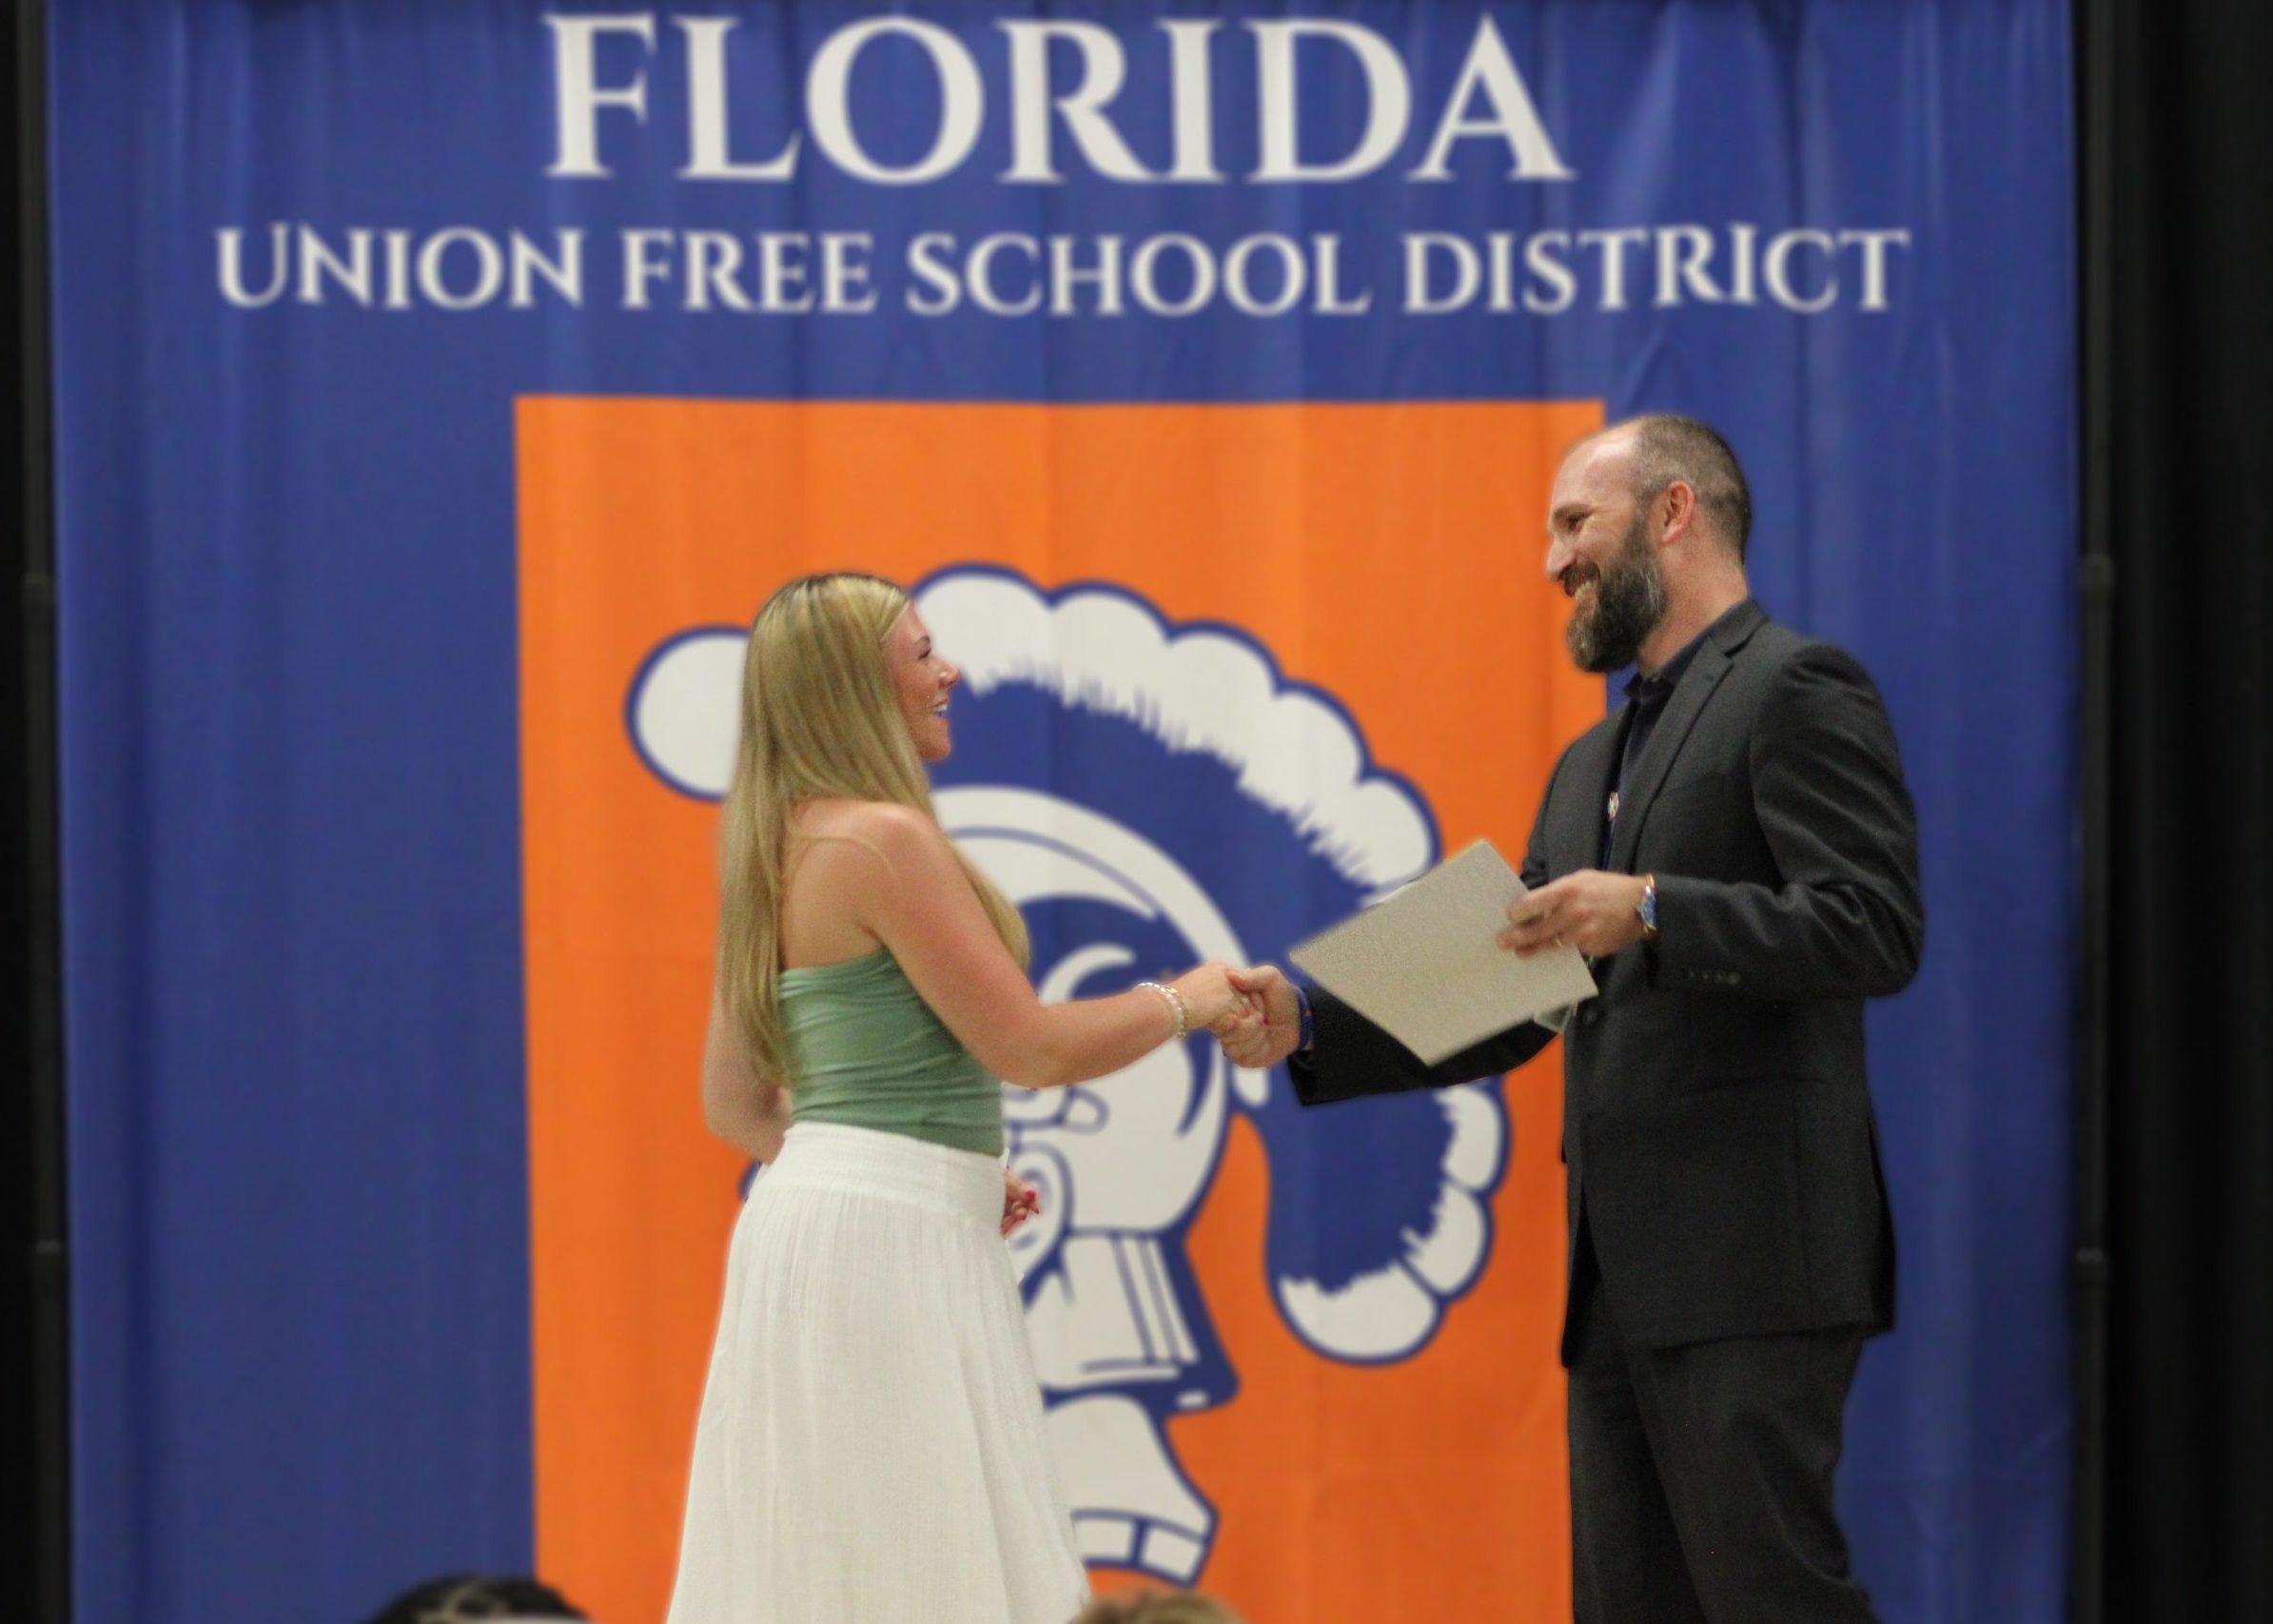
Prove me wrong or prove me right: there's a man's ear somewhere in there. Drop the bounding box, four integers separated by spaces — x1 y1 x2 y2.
1657 479 1699 547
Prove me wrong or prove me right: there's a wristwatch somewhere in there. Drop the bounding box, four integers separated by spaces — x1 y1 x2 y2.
1636 873 1660 943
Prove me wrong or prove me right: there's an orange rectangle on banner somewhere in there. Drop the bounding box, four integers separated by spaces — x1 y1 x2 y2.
519 398 1603 1624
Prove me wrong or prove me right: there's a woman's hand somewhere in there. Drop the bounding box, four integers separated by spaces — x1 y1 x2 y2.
1000 1167 1041 1238
1170 962 1265 1041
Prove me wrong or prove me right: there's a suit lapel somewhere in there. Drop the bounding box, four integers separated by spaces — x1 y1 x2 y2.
1605 600 1765 874
1552 719 1623 877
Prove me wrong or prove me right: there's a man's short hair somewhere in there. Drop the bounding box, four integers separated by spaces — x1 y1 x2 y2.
1617 414 1754 558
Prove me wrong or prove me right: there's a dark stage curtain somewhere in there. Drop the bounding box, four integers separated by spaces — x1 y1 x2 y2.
2098 0 2273 1619
8 3 69 1623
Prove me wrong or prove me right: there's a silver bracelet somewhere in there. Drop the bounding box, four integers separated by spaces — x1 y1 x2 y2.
1136 980 1188 1041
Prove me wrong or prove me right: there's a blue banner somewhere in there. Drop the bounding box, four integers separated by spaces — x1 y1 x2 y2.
51 5 2075 1621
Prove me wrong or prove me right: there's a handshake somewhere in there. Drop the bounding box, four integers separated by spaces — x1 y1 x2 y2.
1159 870 1649 1072
1159 963 1304 1071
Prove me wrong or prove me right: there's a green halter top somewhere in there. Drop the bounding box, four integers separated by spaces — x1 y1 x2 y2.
780 947 1005 1157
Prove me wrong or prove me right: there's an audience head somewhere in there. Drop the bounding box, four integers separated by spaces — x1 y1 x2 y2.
359 1573 585 1624
1070 1588 1248 1624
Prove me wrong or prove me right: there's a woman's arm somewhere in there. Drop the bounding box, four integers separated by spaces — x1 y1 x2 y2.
700 988 793 1162
838 802 1247 1088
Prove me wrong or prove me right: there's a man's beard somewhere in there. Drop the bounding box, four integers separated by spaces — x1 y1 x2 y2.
1565 514 1668 674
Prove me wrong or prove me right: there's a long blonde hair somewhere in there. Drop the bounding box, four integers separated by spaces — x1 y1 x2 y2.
716 572 1029 1086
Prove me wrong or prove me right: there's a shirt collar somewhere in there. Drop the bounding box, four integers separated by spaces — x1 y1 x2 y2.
1622 599 1753 707
1623 634 1702 709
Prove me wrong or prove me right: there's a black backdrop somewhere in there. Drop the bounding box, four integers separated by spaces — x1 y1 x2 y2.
8 3 69 1624
6 2 2269 1620
2092 1 2273 1620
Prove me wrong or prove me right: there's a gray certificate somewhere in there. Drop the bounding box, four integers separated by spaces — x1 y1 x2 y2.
1288 839 1599 1064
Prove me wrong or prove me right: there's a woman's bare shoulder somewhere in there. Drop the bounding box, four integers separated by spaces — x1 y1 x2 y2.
793 799 944 865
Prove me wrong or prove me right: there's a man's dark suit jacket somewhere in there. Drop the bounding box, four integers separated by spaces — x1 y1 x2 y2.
1290 600 1924 1360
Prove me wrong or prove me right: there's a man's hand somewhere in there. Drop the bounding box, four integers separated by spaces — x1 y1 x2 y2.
1219 965 1304 1069
1208 990 1266 1051
1499 871 1650 958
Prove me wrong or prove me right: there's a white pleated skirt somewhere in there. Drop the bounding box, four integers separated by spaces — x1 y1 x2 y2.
665 1123 1089 1624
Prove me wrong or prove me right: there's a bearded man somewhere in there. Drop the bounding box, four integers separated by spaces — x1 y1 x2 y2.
1226 415 1924 1622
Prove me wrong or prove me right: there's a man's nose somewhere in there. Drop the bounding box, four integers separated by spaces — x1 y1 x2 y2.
1544 537 1573 583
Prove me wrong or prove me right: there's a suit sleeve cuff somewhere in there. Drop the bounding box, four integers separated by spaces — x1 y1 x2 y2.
1645 873 1745 991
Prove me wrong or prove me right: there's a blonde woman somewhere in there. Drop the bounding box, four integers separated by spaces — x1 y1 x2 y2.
666 574 1259 1624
